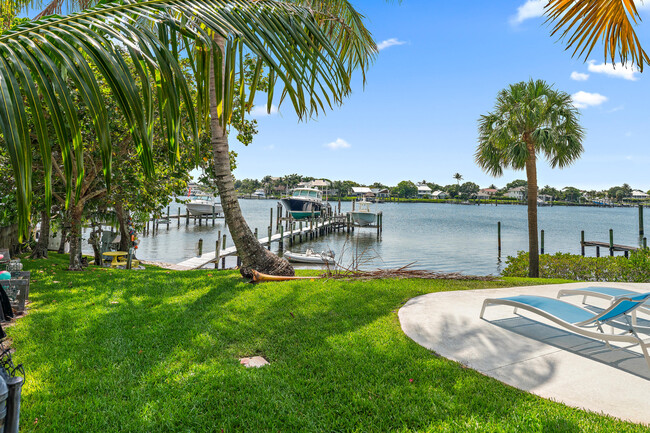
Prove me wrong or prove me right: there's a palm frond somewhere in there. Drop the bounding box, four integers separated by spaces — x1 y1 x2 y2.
546 0 649 71
0 0 359 238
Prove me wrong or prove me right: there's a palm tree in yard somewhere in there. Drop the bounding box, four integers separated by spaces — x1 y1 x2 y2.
475 79 584 277
0 0 378 273
453 173 463 186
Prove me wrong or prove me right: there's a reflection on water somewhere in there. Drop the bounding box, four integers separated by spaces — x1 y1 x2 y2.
85 200 645 276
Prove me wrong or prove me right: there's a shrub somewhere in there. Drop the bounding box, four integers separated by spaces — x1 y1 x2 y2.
502 249 650 282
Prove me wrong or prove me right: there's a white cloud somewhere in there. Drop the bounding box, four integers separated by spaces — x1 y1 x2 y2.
510 0 545 25
570 71 590 81
249 104 278 117
587 60 639 81
324 138 351 150
571 91 608 108
377 38 406 51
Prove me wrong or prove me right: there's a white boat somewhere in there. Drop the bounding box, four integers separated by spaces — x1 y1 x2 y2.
283 249 335 265
349 200 377 226
186 198 223 216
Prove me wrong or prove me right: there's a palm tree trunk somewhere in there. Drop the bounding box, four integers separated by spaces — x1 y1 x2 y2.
114 201 131 251
30 209 50 259
57 211 68 254
68 204 84 271
210 35 294 278
525 140 539 278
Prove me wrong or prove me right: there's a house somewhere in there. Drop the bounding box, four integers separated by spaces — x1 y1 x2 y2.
507 186 526 200
371 188 390 198
477 188 498 200
417 184 432 198
538 194 553 203
632 190 649 199
431 190 448 199
351 187 372 197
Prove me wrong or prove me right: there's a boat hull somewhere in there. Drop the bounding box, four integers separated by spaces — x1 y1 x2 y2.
280 198 323 219
284 251 335 265
350 211 376 226
186 202 223 216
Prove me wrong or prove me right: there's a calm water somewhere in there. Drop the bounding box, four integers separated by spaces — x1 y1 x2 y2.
118 200 644 276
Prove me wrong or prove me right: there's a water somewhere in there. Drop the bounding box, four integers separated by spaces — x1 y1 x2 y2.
119 200 644 276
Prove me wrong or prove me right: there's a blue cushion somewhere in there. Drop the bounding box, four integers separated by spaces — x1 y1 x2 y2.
500 295 595 324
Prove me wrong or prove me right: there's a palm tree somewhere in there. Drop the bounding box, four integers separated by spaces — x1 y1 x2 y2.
545 0 649 71
453 173 463 186
476 79 584 278
0 1 378 272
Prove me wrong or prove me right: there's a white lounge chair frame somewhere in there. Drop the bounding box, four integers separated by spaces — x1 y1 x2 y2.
557 287 650 324
480 294 650 369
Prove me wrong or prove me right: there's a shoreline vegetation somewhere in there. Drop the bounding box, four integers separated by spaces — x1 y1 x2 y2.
12 253 650 432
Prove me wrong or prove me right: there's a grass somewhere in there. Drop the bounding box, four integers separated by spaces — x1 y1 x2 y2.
8 253 647 432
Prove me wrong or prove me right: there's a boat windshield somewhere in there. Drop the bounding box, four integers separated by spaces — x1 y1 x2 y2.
309 191 319 198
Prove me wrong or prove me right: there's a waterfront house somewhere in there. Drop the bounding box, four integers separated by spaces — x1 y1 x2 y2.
477 188 498 200
351 187 372 198
371 188 391 199
431 190 448 199
538 194 553 203
506 186 526 200
632 190 649 199
417 184 432 198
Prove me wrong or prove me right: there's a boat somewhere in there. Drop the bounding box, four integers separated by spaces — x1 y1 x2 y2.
280 188 327 219
186 198 223 216
349 200 377 226
283 249 335 265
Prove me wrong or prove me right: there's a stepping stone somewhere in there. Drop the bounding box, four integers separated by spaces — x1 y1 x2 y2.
239 356 269 368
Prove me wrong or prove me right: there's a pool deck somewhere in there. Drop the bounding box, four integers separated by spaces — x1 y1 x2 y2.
399 282 650 425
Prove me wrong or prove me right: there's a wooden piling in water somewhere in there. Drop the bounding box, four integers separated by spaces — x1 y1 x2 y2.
166 207 170 229
609 229 614 257
540 229 544 254
268 226 272 250
269 208 273 235
177 208 181 228
212 205 216 226
216 230 221 269
198 238 203 256
497 221 501 254
279 226 284 250
581 230 585 256
644 237 647 249
640 205 645 236
186 209 190 226
222 234 226 268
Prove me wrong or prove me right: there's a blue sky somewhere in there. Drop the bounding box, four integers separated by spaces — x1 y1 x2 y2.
231 1 650 191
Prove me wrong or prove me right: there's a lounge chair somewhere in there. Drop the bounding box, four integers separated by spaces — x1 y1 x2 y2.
480 293 650 369
557 287 650 324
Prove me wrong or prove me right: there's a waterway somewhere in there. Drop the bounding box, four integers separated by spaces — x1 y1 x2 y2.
125 200 644 276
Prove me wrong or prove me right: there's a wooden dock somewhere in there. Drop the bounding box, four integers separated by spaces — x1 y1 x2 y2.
175 210 383 270
580 230 643 258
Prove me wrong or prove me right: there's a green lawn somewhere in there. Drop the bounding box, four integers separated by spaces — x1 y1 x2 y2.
9 254 646 432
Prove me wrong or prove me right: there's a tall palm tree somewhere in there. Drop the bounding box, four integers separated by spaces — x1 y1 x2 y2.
453 173 463 186
0 1 377 272
476 79 584 278
545 0 649 71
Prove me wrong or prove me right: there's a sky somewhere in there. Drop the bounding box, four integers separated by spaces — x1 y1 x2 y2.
226 0 650 191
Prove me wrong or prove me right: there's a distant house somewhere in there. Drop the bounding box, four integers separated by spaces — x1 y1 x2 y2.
417 184 432 197
507 186 526 200
477 188 498 200
351 187 372 197
431 190 448 199
538 194 553 203
371 188 390 198
632 190 649 199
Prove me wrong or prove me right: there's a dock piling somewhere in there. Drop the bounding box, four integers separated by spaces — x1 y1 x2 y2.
216 230 221 269
581 231 585 256
166 207 170 229
268 226 272 250
609 229 614 256
198 238 203 256
222 234 226 268
540 229 544 255
177 207 181 228
640 205 645 236
497 221 501 254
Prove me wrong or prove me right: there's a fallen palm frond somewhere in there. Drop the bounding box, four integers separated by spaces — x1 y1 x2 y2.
323 262 497 281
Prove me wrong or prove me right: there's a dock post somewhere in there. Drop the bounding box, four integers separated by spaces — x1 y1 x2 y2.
186 209 189 226
166 207 170 229
609 229 614 257
222 234 227 268
310 216 313 239
198 238 203 256
279 226 284 250
581 231 585 256
640 205 645 236
497 221 501 254
540 230 544 255
338 199 341 213
212 205 216 226
644 237 647 249
596 246 600 257
216 230 221 269
268 226 272 250
177 207 181 228
254 228 258 240
146 219 150 235
299 221 303 242
380 212 383 233
270 208 273 234
198 213 202 226
352 200 356 211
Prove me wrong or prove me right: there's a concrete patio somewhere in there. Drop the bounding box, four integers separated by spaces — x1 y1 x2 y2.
399 282 650 425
